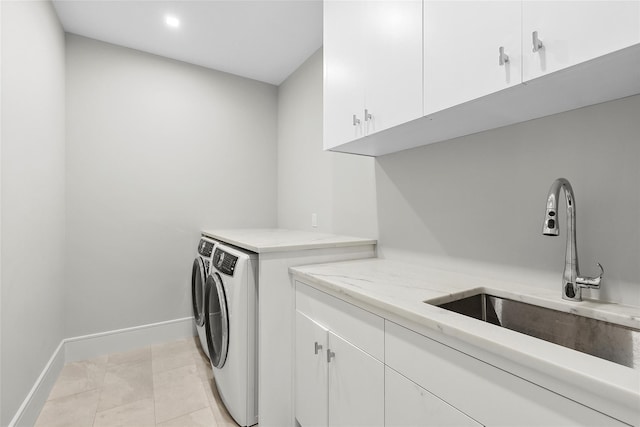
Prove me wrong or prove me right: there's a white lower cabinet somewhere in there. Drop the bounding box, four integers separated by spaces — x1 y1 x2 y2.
385 366 481 427
385 321 627 427
295 282 384 427
327 332 384 427
294 281 627 427
295 312 329 427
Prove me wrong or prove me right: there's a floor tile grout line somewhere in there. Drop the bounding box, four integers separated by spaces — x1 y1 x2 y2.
151 352 203 390
45 358 107 403
90 367 107 427
153 363 210 424
151 379 157 427
95 394 154 418
151 357 158 427
155 402 211 426
93 346 155 426
44 385 100 404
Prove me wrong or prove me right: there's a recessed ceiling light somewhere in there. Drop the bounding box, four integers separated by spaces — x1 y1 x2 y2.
165 15 180 28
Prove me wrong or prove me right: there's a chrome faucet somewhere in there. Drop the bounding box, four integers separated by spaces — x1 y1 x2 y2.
542 178 604 301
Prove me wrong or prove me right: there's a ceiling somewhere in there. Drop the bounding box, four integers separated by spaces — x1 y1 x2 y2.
52 0 323 86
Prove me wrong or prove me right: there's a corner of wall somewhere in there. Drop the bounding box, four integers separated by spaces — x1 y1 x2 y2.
276 48 378 239
0 1 4 423
0 0 67 424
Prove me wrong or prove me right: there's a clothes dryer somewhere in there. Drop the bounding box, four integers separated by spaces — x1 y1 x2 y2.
204 243 258 427
191 236 217 359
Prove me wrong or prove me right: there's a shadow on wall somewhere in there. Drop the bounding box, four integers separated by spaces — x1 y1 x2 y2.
374 94 640 306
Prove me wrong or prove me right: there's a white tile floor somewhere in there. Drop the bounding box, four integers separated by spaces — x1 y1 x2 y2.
34 337 240 427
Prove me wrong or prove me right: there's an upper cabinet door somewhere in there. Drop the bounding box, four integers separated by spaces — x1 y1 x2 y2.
523 0 640 81
364 0 423 135
424 1 522 115
323 0 366 150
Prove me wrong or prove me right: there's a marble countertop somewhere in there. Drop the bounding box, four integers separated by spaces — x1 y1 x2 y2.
201 228 376 253
290 258 640 424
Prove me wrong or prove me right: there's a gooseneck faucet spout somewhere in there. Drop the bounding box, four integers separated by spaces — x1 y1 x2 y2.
542 178 603 301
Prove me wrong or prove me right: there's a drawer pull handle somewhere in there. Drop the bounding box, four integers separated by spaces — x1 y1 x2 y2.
327 349 336 363
352 114 361 126
314 342 323 355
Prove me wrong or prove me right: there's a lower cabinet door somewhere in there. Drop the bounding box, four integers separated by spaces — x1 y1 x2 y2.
385 367 481 427
327 332 384 427
295 311 329 427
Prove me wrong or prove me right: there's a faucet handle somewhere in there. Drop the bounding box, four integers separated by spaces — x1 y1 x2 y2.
576 263 604 289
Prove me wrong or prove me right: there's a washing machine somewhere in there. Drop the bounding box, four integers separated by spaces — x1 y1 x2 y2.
204 243 258 427
191 236 217 359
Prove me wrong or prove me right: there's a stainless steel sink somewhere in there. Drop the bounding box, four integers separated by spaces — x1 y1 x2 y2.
430 293 640 370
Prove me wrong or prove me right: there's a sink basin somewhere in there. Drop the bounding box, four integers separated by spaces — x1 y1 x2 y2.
429 293 640 370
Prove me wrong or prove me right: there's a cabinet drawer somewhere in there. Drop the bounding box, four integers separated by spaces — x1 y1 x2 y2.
385 321 626 427
295 281 384 361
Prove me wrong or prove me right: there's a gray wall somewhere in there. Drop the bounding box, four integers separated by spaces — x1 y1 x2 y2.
277 50 639 308
277 49 377 238
377 94 640 307
65 35 278 337
1 1 67 425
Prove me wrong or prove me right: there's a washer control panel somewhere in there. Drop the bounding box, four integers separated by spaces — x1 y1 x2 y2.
198 239 215 257
213 248 238 276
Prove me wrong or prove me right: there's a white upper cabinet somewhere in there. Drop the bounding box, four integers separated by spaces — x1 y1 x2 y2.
424 1 522 115
523 1 640 81
323 0 366 150
323 0 423 150
324 0 640 156
363 0 423 135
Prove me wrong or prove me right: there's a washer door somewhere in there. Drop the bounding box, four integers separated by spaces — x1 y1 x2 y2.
191 257 207 327
205 273 229 368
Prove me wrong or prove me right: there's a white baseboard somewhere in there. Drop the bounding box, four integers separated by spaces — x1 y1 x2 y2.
8 341 65 427
9 317 196 427
65 317 195 362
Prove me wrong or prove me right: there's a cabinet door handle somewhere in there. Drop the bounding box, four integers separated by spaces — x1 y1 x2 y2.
352 114 361 126
364 109 372 122
532 31 544 52
327 349 336 363
314 342 323 355
498 46 510 66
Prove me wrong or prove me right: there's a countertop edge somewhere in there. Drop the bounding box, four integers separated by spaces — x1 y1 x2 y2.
201 229 376 253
